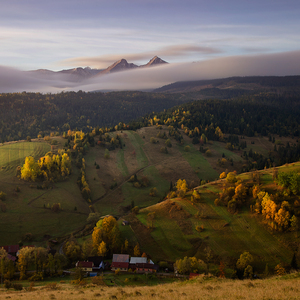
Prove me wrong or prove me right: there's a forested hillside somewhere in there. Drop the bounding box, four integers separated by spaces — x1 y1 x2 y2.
0 91 187 142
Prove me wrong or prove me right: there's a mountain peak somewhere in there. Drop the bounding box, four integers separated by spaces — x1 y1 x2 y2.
142 56 168 67
100 58 138 74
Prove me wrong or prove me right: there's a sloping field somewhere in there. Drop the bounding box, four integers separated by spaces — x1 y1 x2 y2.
0 141 91 245
0 141 50 174
131 165 296 270
177 143 219 181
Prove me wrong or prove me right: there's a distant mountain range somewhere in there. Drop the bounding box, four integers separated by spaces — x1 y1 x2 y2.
28 56 168 82
154 75 300 94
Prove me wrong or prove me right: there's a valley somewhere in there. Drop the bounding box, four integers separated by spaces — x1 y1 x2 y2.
0 76 299 292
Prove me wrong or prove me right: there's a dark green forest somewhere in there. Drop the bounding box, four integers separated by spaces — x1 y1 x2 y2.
0 91 187 142
1 81 300 172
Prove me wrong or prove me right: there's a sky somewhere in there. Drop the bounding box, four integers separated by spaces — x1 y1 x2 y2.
1 0 300 92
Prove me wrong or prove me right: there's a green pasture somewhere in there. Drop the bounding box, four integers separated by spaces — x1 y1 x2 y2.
211 141 243 161
134 175 293 268
137 211 185 260
177 143 218 181
84 148 106 200
126 131 148 169
199 188 292 269
121 165 169 209
118 220 138 245
0 141 50 174
0 203 87 245
117 148 129 176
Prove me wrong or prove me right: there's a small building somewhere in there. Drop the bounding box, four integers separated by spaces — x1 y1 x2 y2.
111 254 130 271
76 261 94 272
135 263 158 273
2 245 19 256
111 262 129 271
7 254 17 262
129 257 147 264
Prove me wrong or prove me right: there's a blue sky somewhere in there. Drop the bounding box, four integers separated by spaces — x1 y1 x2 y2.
1 0 300 71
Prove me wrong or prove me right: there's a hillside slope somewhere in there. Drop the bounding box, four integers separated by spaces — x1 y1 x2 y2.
119 162 300 271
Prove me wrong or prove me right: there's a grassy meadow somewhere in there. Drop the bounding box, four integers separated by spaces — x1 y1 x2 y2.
0 140 90 245
0 128 298 270
0 273 300 300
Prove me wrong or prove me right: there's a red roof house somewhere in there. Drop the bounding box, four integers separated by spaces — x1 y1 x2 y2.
76 261 94 272
2 245 19 255
111 254 130 271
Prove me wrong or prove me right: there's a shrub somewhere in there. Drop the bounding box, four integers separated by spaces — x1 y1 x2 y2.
13 283 23 291
115 268 120 275
133 182 141 188
4 280 12 290
184 145 190 152
196 225 204 232
165 139 172 147
160 146 168 154
150 137 157 144
140 176 150 187
0 191 6 201
28 272 43 281
149 187 157 197
219 172 226 179
26 282 36 291
132 206 139 214
205 149 212 157
104 149 110 159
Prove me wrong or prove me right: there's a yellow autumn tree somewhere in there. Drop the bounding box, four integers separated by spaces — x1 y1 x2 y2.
191 190 201 203
134 243 141 257
92 227 103 250
219 172 226 179
98 241 107 256
261 193 277 221
21 156 40 181
176 179 188 198
274 206 290 231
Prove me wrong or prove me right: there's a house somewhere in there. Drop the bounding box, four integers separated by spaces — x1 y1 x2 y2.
129 257 147 264
76 261 94 272
135 263 158 273
87 256 106 272
2 245 19 256
7 254 17 262
111 254 130 271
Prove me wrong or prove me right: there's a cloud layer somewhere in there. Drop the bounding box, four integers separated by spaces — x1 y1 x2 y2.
0 50 300 93
60 45 223 68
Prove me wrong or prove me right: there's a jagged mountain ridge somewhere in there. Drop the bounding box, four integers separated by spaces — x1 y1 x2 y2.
28 56 168 82
99 58 138 75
